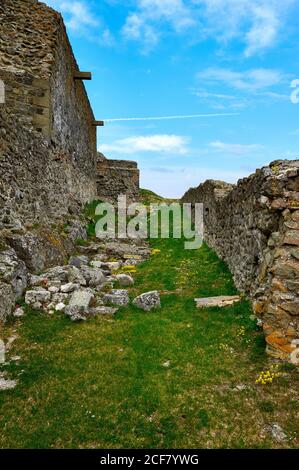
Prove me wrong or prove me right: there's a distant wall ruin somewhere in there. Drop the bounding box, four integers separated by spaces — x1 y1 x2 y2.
97 153 140 203
182 160 299 361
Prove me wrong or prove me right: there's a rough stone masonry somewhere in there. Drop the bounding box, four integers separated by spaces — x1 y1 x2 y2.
0 0 139 319
0 0 140 228
182 160 299 361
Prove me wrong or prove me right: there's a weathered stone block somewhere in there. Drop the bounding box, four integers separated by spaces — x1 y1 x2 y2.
195 296 241 308
133 291 161 311
103 289 130 307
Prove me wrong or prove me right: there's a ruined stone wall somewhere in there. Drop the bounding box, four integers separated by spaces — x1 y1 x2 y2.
0 97 96 228
50 18 97 175
182 160 299 361
0 0 97 228
97 154 140 203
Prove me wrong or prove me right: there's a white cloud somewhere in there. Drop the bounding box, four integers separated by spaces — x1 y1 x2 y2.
100 134 190 155
244 5 279 57
44 1 99 31
99 28 116 47
257 91 290 100
197 67 284 91
193 90 236 100
191 88 249 110
122 0 195 51
121 0 294 56
209 140 263 155
195 0 294 57
122 14 159 53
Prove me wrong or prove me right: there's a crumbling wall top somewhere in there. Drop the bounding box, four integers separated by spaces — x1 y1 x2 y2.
0 0 63 78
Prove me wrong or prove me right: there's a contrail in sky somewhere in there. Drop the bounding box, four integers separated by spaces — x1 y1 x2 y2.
104 112 239 123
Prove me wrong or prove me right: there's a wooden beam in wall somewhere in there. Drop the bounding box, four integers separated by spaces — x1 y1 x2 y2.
74 71 92 80
93 120 105 127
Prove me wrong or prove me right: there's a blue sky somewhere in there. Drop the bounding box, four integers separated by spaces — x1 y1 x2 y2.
44 0 299 197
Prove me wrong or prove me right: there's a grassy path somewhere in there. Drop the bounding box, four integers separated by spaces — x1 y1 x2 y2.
0 235 299 448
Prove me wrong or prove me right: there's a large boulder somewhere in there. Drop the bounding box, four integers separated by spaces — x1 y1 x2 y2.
0 248 28 320
80 266 106 287
67 266 87 286
8 232 65 273
43 266 69 283
68 289 95 310
133 291 161 311
64 289 95 321
0 248 28 298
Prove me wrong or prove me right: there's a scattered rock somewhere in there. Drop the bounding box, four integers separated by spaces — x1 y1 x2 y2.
10 356 21 362
55 302 66 312
90 260 103 269
28 274 48 287
80 266 106 287
195 295 241 308
48 285 60 294
25 288 51 309
51 293 69 304
69 255 89 267
67 266 87 286
101 261 122 271
68 289 95 310
265 423 288 443
89 306 118 315
1 222 150 322
76 243 99 255
60 282 78 293
0 377 18 391
133 291 161 311
5 334 18 351
162 360 171 368
115 274 134 287
44 266 69 283
13 307 25 318
233 384 248 392
64 305 87 322
103 289 130 306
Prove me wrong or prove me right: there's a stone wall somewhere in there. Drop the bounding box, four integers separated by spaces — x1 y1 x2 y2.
0 0 97 228
0 0 99 319
182 160 299 361
97 153 140 203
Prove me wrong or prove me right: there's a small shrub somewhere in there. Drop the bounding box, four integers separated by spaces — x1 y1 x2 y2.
197 409 209 429
75 238 88 247
280 363 297 373
251 334 266 361
259 401 275 413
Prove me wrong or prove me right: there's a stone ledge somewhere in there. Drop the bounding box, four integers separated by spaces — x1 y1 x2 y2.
195 296 241 308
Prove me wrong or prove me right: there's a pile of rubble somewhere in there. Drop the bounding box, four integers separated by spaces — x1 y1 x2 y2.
17 239 161 321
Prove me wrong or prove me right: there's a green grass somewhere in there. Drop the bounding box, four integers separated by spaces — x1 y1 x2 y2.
0 235 299 448
140 188 164 205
